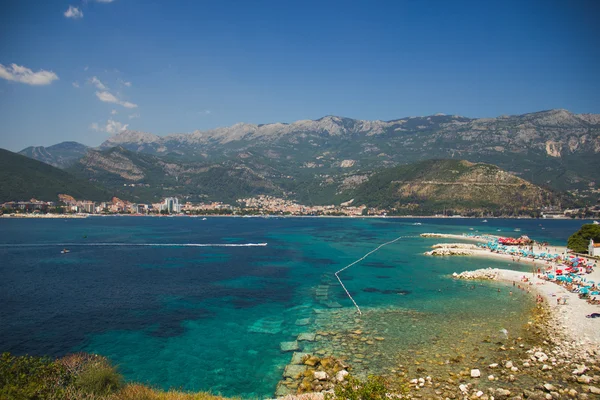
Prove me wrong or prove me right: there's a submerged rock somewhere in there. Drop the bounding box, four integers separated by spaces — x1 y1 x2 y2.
280 341 300 352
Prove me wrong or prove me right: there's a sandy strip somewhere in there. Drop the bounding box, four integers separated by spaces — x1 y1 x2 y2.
423 233 600 347
443 244 600 347
473 267 600 347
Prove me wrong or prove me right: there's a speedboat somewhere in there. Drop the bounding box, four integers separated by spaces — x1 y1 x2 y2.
413 222 422 225
61 249 70 254
594 221 599 225
202 217 207 221
482 219 488 223
514 228 521 232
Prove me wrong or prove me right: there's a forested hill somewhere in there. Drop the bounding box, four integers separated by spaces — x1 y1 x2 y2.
0 148 111 202
348 160 572 215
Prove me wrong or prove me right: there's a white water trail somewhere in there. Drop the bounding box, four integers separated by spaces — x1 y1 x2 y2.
335 235 418 315
0 243 267 248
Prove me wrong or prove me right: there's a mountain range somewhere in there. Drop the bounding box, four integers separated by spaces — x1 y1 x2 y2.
10 109 599 210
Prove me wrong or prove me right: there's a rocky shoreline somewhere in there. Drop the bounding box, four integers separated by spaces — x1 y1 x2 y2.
277 305 600 400
273 241 600 398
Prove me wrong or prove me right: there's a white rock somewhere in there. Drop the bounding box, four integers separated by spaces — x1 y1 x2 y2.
488 375 495 381
543 383 555 392
475 390 483 397
418 377 425 384
505 361 513 369
459 384 468 393
314 371 328 380
335 370 348 382
511 366 519 372
572 364 587 375
470 369 481 378
577 375 591 384
489 363 498 369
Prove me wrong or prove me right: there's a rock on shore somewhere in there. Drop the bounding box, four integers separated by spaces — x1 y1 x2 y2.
452 268 500 280
425 243 479 256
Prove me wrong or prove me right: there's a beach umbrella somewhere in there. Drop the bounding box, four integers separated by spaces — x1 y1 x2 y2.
580 288 589 294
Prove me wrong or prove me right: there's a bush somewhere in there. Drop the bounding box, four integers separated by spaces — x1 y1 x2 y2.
74 358 123 396
0 352 68 400
567 224 600 253
326 374 408 400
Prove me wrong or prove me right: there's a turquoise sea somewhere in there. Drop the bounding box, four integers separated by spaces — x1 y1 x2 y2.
0 217 591 397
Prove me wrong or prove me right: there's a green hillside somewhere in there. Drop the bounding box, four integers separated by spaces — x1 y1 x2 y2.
0 148 112 202
349 159 575 215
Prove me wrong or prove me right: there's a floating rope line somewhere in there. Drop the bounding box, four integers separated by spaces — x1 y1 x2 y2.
335 235 418 315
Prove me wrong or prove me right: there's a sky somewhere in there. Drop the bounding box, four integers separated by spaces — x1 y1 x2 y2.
0 0 599 151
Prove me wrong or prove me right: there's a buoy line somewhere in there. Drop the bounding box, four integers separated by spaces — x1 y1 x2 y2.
335 235 418 315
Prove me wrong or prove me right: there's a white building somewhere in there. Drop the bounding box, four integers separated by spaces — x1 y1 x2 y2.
161 197 181 213
589 239 600 257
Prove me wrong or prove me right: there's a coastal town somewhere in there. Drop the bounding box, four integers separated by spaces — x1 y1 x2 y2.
0 194 383 217
2 194 598 218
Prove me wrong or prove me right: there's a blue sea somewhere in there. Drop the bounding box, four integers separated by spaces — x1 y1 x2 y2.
0 217 590 397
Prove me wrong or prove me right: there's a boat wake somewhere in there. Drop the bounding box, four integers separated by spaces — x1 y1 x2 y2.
0 242 268 248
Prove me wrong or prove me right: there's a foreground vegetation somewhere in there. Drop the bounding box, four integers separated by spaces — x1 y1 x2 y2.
567 223 600 253
0 353 234 400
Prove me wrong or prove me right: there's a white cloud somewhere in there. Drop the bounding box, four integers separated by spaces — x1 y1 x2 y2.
89 76 107 90
119 79 132 87
90 119 128 134
72 81 80 88
0 63 59 85
84 66 89 71
95 90 137 108
128 113 140 119
95 0 116 3
64 6 83 19
111 109 117 115
105 119 128 134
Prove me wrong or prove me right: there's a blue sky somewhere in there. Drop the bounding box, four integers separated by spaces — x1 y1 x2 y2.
0 0 599 151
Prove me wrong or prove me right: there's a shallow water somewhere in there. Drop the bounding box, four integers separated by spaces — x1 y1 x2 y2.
0 217 591 398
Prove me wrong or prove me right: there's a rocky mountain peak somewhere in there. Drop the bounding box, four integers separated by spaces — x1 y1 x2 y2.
101 130 161 147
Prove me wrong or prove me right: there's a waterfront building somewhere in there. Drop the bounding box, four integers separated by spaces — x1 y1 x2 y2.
589 239 600 257
162 197 181 213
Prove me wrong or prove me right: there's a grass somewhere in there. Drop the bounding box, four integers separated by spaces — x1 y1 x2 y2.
0 352 236 400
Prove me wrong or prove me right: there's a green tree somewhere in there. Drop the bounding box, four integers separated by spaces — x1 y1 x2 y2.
567 224 600 253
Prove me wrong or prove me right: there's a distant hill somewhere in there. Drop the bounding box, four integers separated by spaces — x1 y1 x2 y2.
19 141 89 168
93 109 600 195
17 110 600 205
0 148 111 202
348 159 573 215
63 145 571 214
68 147 280 204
